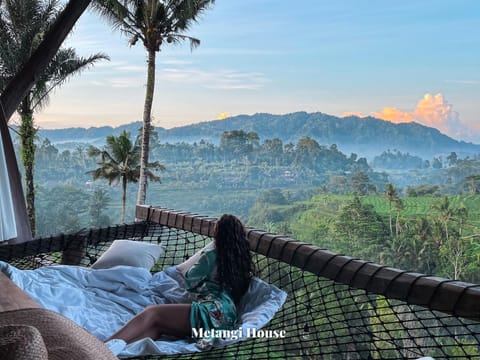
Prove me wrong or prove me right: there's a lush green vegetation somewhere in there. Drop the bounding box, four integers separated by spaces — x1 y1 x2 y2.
249 192 480 283
372 149 428 169
20 128 480 283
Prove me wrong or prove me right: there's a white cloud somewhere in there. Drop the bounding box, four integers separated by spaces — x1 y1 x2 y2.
90 80 105 86
67 37 105 53
88 77 143 88
342 111 368 118
196 48 283 56
94 61 127 68
88 64 270 91
159 59 194 65
159 68 269 90
370 93 479 141
115 65 145 73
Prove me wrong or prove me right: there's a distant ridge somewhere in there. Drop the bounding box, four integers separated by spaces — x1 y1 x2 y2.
37 112 480 158
36 122 144 144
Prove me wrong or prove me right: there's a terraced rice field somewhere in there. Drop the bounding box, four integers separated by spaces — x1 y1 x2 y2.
309 194 480 228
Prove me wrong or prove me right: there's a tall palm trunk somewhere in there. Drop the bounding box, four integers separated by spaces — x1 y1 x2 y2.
19 98 38 235
136 48 156 205
388 200 393 237
388 199 393 237
122 175 127 223
395 210 400 236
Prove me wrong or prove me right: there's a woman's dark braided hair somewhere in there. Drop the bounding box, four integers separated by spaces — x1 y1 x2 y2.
214 214 254 304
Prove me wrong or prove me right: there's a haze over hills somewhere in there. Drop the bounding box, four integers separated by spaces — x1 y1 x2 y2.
36 112 480 159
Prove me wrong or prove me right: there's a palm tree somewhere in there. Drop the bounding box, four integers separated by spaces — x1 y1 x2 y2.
92 0 215 205
88 188 112 227
431 196 455 244
87 130 165 222
384 183 398 237
0 0 108 235
394 198 404 236
412 217 434 273
463 174 480 195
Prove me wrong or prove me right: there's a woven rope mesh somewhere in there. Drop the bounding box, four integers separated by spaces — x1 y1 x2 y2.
1 222 479 359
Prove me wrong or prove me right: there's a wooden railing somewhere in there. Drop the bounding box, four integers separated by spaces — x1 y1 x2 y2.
136 205 480 321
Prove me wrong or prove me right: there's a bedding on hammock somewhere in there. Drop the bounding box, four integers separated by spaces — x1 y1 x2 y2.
0 261 287 357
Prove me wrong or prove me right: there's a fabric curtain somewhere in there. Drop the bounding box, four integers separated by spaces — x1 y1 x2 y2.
0 105 32 244
0 132 17 242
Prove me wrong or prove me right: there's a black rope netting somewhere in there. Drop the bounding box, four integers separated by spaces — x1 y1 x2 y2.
1 207 479 360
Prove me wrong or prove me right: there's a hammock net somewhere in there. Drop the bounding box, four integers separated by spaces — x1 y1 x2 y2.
0 206 479 360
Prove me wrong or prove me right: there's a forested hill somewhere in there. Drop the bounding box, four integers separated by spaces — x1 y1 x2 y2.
38 112 480 158
36 122 145 144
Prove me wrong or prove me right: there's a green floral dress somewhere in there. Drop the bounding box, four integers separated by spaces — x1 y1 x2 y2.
185 248 237 344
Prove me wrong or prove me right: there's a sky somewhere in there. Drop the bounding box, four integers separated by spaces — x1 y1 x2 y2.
31 0 480 143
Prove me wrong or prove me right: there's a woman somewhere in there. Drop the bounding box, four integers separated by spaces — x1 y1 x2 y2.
106 214 254 345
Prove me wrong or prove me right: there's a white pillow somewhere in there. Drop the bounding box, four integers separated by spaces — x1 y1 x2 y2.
91 240 164 270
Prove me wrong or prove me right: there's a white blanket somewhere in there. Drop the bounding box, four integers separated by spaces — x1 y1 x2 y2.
0 262 287 357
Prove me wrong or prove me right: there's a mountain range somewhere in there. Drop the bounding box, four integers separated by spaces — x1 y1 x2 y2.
36 111 480 159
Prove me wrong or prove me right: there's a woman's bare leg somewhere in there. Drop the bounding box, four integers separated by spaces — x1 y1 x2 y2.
107 304 191 344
